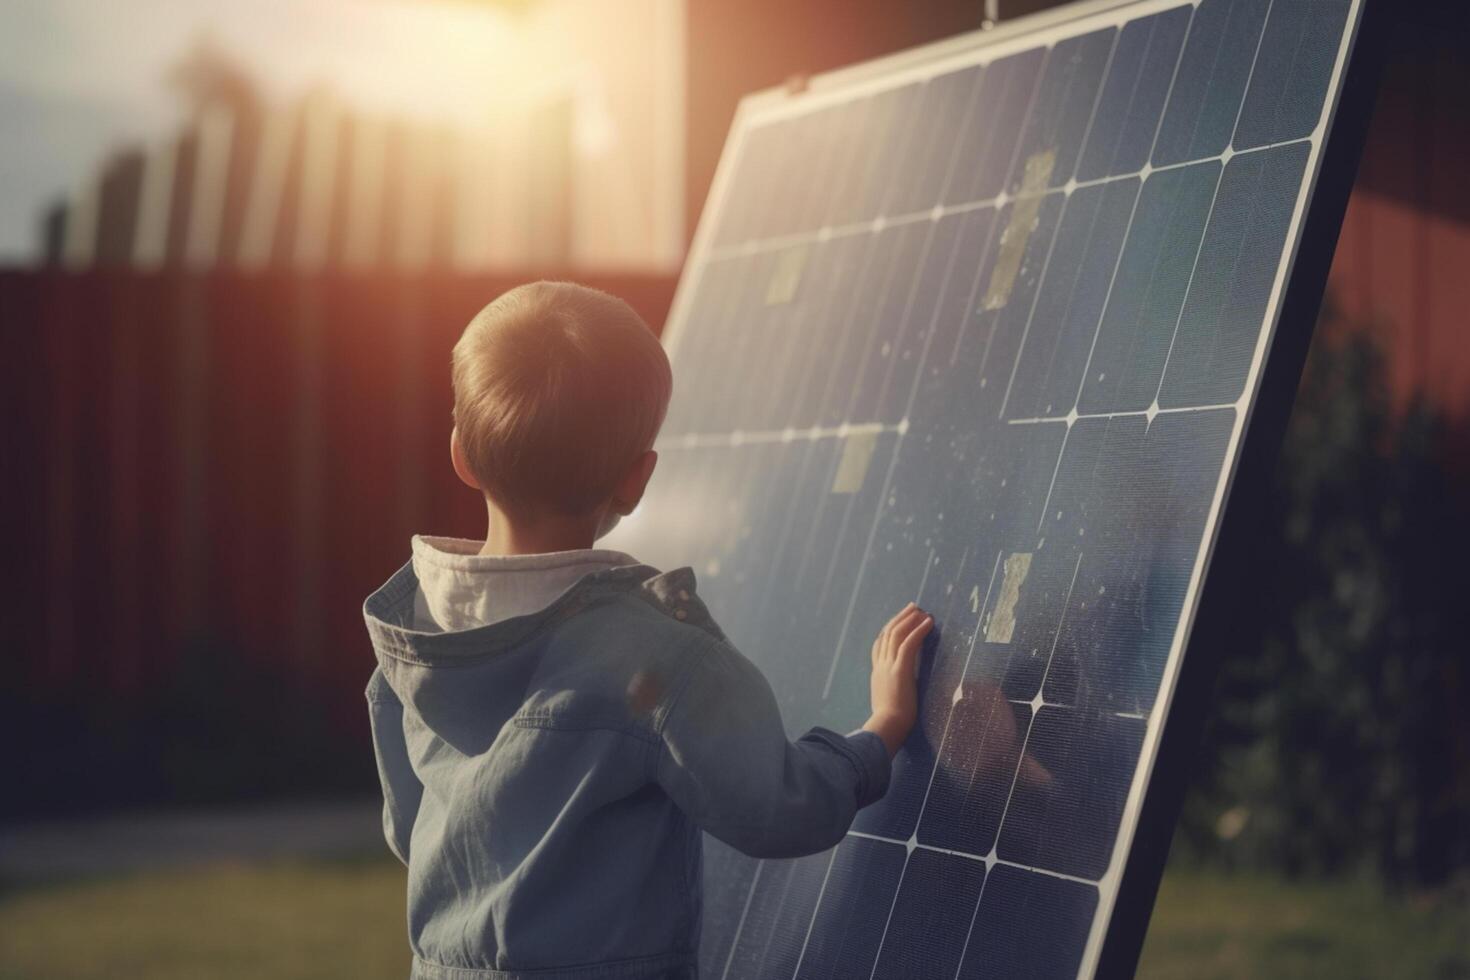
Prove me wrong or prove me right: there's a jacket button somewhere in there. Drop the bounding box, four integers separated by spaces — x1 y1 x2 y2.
674 608 688 620
678 589 690 601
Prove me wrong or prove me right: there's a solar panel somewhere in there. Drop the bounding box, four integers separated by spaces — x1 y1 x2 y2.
606 0 1380 976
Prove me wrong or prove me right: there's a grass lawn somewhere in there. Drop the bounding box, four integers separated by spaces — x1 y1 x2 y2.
0 858 1464 979
1137 870 1468 980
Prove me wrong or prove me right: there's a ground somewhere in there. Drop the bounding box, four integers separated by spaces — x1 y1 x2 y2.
0 857 1464 979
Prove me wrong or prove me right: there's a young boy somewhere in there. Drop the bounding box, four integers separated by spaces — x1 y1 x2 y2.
363 281 932 980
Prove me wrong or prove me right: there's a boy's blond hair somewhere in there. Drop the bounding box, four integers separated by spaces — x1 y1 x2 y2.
452 281 672 518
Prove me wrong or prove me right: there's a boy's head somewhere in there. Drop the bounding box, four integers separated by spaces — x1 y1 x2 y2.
450 281 671 528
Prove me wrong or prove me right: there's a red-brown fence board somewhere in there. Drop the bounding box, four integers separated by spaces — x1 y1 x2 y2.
203 275 304 678
4 272 676 739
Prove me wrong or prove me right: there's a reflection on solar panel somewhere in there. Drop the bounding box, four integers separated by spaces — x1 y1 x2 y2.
607 0 1375 975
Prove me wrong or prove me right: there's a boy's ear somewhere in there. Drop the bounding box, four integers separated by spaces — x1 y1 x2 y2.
450 426 482 491
611 449 658 515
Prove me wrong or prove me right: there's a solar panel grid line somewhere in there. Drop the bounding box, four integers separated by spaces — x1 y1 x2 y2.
1054 7 1196 441
819 231 920 427
832 230 938 426
861 847 910 980
994 23 1125 419
807 234 938 632
941 210 1006 371
847 831 1100 890
1224 0 1278 150
703 144 1284 266
945 49 1045 208
971 200 1060 396
815 200 1014 700
830 90 896 229
1137 0 1275 407
731 237 888 645
617 1 1371 975
788 842 842 978
661 421 902 451
816 448 898 694
765 247 893 607
684 262 747 435
896 548 998 839
1155 1 1263 166
976 552 1093 863
869 87 931 224
1076 8 1190 182
807 223 964 680
1007 397 1241 426
719 859 765 980
994 192 1077 422
744 444 836 685
785 446 846 610
781 241 874 432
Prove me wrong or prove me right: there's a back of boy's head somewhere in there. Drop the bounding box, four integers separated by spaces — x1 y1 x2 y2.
452 281 672 519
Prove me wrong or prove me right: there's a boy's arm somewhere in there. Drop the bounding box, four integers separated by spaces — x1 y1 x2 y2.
365 665 423 867
653 635 893 860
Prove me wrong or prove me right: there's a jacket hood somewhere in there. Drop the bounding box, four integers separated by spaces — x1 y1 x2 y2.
363 559 723 748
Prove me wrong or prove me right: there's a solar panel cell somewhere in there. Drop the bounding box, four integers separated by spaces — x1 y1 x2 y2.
1233 0 1352 150
887 69 987 217
1158 141 1310 407
1011 28 1118 192
870 848 988 978
942 49 1047 207
994 705 1145 880
917 689 1031 856
957 864 1098 978
1075 160 1219 413
720 848 832 978
794 837 906 979
1075 7 1192 182
1002 178 1138 421
1151 0 1272 166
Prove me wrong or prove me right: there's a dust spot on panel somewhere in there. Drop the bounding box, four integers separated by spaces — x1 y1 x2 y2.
981 149 1056 312
831 430 879 493
765 245 809 305
704 558 721 577
985 551 1033 644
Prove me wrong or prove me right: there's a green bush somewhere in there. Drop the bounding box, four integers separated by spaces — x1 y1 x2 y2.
1176 302 1470 886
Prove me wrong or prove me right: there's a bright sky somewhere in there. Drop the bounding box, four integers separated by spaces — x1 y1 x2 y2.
0 0 522 262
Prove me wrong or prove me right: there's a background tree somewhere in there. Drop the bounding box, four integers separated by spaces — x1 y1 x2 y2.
1177 299 1470 888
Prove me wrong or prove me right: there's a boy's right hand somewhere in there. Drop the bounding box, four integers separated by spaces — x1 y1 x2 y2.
862 602 934 758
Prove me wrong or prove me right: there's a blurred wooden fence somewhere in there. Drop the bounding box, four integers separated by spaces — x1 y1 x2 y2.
2 272 676 738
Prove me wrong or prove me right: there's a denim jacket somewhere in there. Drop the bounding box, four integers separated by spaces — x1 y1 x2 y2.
363 559 892 980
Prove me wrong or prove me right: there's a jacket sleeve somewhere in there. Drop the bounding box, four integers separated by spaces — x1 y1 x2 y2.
365 665 423 867
654 635 891 859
